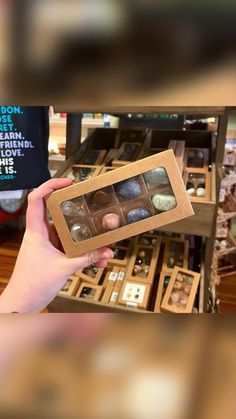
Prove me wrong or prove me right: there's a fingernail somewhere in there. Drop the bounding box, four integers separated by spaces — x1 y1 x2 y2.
102 250 113 259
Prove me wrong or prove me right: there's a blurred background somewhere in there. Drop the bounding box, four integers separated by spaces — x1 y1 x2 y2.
0 0 236 105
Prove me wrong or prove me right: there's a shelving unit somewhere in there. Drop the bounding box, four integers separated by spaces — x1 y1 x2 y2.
48 106 229 313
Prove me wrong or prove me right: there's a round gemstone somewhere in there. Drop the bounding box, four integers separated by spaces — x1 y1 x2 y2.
116 178 142 200
71 223 93 242
127 207 151 224
152 194 177 211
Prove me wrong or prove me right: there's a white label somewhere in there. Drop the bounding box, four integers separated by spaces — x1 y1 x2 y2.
126 302 137 308
122 282 146 304
117 271 125 281
110 292 119 303
109 271 118 281
219 188 226 203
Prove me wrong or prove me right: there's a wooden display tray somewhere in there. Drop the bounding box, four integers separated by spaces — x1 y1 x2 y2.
162 237 189 273
125 241 161 284
99 166 116 175
46 150 194 258
161 267 201 313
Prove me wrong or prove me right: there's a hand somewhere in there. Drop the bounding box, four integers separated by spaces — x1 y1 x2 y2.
0 179 114 313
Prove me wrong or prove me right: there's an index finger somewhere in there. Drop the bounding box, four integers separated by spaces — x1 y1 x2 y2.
26 178 72 234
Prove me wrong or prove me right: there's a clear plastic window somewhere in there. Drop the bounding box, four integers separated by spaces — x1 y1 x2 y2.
167 241 185 269
82 266 99 278
79 286 96 299
61 167 177 243
168 272 194 308
186 173 206 198
187 149 206 168
66 167 96 183
132 248 152 278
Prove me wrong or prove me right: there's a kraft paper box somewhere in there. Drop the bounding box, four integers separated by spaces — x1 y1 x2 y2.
161 267 201 313
75 266 104 285
154 271 172 313
76 283 103 301
184 168 211 202
46 150 194 258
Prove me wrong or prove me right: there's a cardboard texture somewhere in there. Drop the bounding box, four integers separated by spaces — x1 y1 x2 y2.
46 150 194 258
125 242 161 284
161 267 201 313
99 167 116 175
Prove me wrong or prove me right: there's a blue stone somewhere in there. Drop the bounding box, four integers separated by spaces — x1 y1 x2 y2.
143 167 169 185
127 208 151 224
116 178 142 199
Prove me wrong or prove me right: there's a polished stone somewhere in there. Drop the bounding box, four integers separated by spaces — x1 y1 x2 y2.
143 167 169 185
152 193 177 211
127 207 151 223
116 178 142 199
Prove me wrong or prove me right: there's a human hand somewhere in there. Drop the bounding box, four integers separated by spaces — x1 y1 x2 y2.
0 179 114 313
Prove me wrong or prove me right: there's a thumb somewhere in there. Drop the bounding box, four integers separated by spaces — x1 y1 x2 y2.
65 247 114 273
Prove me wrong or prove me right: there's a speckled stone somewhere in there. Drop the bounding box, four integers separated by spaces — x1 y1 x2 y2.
196 187 205 197
61 200 84 217
116 178 142 199
143 167 169 185
152 193 177 211
127 207 151 224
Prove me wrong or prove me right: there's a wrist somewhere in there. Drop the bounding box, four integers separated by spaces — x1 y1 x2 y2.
0 281 32 313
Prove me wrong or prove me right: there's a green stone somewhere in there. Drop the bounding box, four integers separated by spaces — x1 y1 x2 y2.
152 193 177 211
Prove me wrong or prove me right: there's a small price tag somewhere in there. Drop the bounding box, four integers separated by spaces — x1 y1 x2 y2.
108 271 118 281
110 292 119 303
117 271 125 281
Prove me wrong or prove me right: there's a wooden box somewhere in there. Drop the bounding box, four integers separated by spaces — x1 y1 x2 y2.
154 271 172 313
118 280 151 310
125 241 161 284
184 168 211 202
162 237 189 273
161 267 201 313
112 142 143 167
76 283 103 302
59 275 81 297
46 150 194 258
62 164 102 182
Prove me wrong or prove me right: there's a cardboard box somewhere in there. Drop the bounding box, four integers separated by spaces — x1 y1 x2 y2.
76 266 104 285
118 280 151 310
125 242 161 284
62 164 102 182
102 266 120 290
154 271 172 313
46 150 194 258
161 267 201 313
136 233 160 247
59 275 81 297
184 168 211 202
76 283 103 301
162 238 189 273
79 149 107 165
